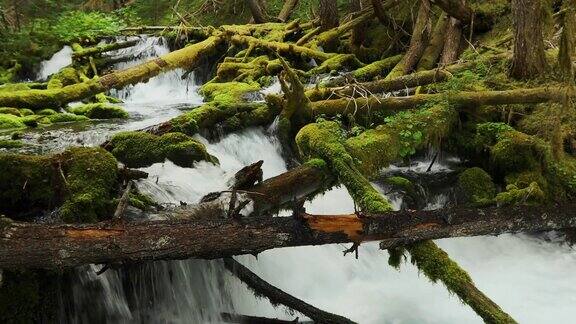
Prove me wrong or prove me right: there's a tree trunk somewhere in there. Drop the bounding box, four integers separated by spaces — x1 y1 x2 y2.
277 0 300 22
246 0 268 23
1 203 576 270
0 36 224 109
430 0 473 25
318 0 339 31
416 13 449 71
386 0 432 78
510 0 547 79
439 17 463 64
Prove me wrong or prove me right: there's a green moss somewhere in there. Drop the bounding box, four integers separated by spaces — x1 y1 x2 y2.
306 54 364 76
129 192 158 210
200 81 260 106
44 113 89 124
0 147 118 222
352 55 403 80
47 67 79 89
296 121 393 212
0 114 25 129
0 83 30 92
68 103 129 119
304 158 328 170
108 131 217 168
383 176 414 192
19 108 34 116
457 167 496 206
170 102 276 136
36 108 58 116
58 147 119 223
495 182 546 206
346 103 457 175
0 108 21 116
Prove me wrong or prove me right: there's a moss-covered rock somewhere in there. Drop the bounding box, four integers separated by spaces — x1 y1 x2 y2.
108 131 218 168
42 113 90 124
36 108 58 116
47 66 80 89
0 147 119 222
0 108 21 116
0 114 25 129
457 167 496 206
18 108 34 116
68 103 129 119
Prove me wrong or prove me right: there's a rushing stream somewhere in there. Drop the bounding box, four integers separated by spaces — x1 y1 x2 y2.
29 36 576 323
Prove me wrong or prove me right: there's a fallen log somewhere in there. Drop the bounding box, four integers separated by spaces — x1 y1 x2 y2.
1 203 575 270
305 69 451 101
224 258 356 324
310 87 569 120
229 34 334 62
72 40 139 60
0 35 224 109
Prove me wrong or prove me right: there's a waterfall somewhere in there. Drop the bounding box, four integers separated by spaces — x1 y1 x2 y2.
32 37 576 323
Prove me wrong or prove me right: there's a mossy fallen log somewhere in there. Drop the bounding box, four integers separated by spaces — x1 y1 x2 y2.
229 34 334 62
1 201 575 270
309 87 569 122
0 36 225 109
0 147 119 223
306 69 452 101
71 39 139 60
105 131 218 168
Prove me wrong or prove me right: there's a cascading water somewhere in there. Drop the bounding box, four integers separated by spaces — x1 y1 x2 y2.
34 37 576 323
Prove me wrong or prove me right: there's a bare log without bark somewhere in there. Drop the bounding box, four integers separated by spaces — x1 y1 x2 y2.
224 258 356 324
1 203 576 269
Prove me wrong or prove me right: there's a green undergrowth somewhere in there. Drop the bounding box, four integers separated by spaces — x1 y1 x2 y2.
347 101 457 175
107 131 218 168
0 147 119 223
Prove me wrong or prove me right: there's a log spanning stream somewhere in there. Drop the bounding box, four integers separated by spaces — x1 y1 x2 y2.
32 36 576 323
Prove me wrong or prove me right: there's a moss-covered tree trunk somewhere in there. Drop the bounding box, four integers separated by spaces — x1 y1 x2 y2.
510 0 547 79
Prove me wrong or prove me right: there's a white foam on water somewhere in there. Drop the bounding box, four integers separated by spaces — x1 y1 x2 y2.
37 46 73 80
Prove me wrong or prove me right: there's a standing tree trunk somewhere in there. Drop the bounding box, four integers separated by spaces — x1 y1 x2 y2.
510 0 547 79
246 0 268 23
319 0 340 31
